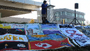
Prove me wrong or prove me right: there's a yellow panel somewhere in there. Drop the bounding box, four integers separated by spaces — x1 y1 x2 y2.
0 24 11 29
2 26 11 29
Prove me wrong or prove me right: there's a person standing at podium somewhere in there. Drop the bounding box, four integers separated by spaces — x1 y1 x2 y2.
41 1 48 23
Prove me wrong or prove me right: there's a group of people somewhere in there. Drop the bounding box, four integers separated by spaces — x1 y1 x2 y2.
41 1 49 24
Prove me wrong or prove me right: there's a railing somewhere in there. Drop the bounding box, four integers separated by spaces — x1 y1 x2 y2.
4 0 42 6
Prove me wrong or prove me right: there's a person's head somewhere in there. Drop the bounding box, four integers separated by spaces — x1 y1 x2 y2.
43 1 47 4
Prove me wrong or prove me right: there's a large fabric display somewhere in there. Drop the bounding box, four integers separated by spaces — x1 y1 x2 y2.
1 23 90 50
58 24 90 46
28 34 73 50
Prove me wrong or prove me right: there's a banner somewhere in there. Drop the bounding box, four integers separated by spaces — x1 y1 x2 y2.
58 24 90 46
0 42 29 50
0 34 28 42
25 24 43 35
29 38 73 50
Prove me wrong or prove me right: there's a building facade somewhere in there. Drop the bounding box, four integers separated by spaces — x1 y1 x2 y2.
37 8 85 24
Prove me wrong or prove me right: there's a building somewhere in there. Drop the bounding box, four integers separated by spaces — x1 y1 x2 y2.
37 8 85 24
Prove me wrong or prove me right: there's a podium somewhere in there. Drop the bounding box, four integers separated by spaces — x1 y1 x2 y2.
47 5 55 23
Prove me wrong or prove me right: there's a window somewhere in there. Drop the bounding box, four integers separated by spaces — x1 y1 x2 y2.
65 12 72 16
76 14 79 17
60 18 63 21
61 11 65 15
54 12 59 17
81 15 84 18
65 18 67 22
65 11 67 15
60 12 62 15
56 17 60 21
82 15 84 18
68 12 72 16
67 19 71 22
72 13 74 17
79 15 84 18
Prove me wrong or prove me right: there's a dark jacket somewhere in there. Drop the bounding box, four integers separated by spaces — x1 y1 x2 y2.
41 3 48 14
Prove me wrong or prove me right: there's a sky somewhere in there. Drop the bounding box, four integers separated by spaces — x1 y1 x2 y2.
11 11 37 19
11 0 90 23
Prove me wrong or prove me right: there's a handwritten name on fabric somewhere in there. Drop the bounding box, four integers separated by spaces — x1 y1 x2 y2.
0 34 28 42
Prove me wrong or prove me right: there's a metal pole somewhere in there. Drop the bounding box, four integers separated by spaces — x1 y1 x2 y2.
82 21 83 26
75 10 76 25
0 13 1 21
49 0 51 5
63 19 65 24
